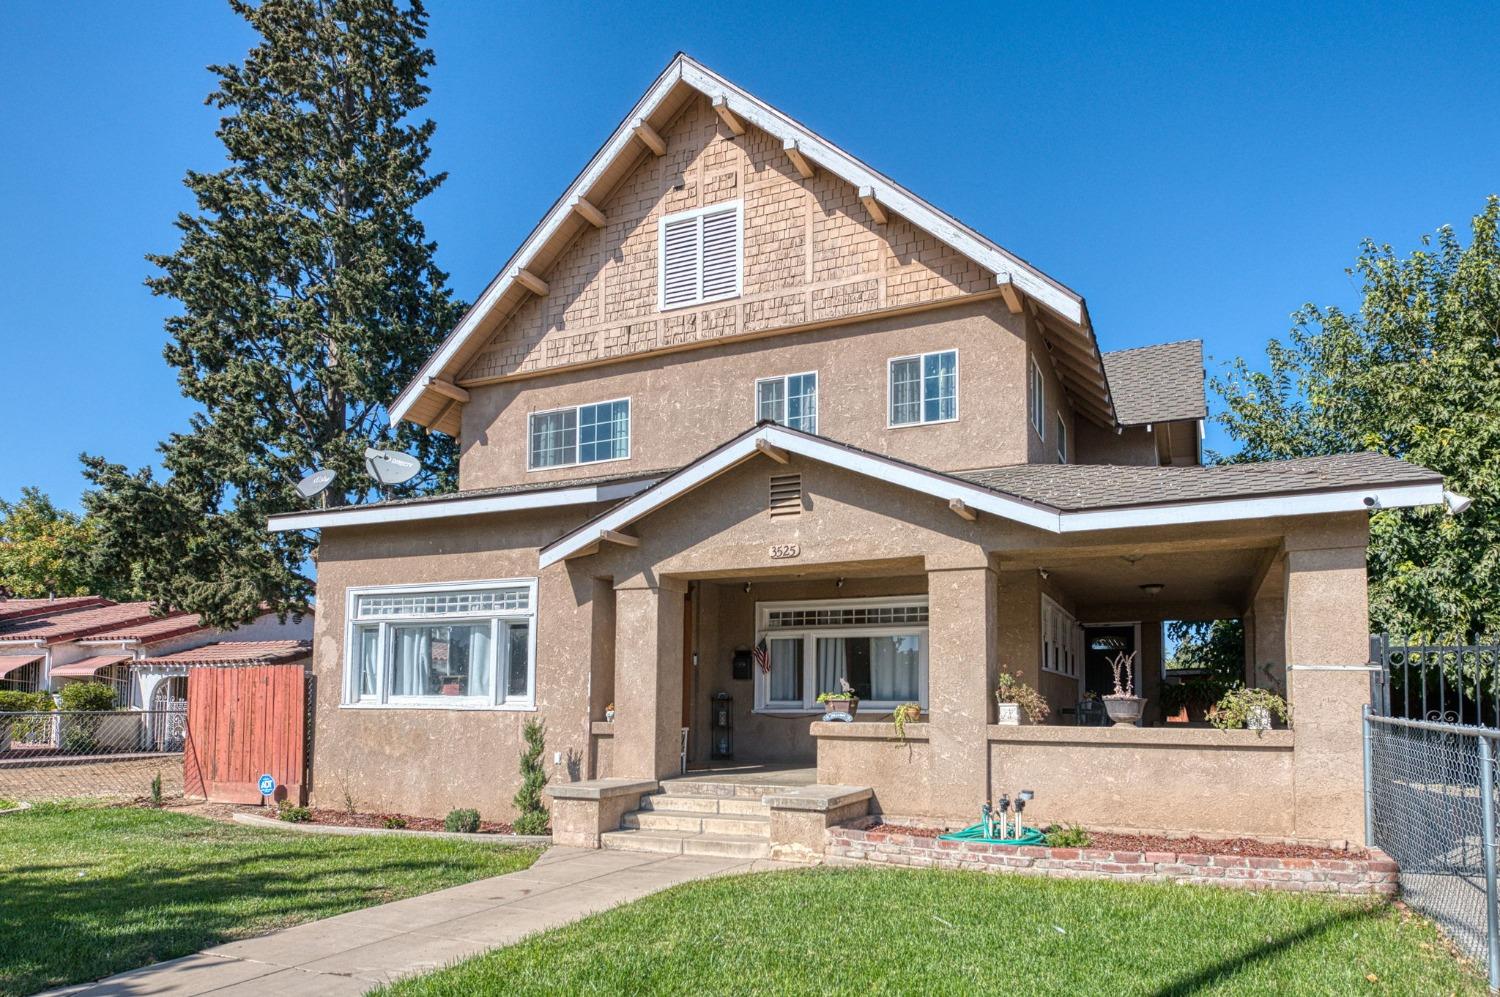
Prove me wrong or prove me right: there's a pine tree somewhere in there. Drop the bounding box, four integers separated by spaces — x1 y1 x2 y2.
81 0 462 627
513 719 550 835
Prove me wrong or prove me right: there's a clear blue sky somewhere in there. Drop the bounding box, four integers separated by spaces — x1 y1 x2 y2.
2 0 1496 510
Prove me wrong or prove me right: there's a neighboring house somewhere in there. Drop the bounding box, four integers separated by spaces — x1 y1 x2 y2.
269 56 1446 846
0 597 311 709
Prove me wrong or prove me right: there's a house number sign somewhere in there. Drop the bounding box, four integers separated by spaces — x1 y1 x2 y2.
769 543 800 560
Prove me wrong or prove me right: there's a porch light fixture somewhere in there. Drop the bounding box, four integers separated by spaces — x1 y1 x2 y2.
1444 490 1474 516
1139 583 1165 597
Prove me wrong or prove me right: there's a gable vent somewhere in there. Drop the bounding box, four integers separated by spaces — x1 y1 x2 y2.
769 473 802 517
659 202 742 310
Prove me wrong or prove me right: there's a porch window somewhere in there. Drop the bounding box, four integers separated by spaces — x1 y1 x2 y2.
528 399 630 470
344 579 537 709
1041 595 1082 679
756 371 818 433
889 350 957 426
755 596 929 712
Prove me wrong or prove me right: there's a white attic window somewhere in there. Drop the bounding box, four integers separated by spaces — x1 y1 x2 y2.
658 201 742 310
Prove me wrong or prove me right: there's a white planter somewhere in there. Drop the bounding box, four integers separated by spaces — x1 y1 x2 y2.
995 702 1030 726
1246 706 1272 731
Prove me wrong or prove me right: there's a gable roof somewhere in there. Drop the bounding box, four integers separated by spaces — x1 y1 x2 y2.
391 54 1112 434
1102 339 1207 426
0 601 172 646
538 424 1444 566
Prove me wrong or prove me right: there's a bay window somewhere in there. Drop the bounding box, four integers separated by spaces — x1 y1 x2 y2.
344 579 537 709
755 597 929 712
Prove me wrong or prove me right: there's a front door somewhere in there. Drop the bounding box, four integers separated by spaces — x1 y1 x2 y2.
1084 624 1137 699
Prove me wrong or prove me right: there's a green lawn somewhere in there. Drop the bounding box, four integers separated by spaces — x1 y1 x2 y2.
0 802 539 996
378 866 1482 996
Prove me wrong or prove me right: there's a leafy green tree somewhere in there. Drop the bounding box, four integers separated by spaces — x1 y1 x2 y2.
82 0 463 628
1164 619 1245 679
0 488 130 599
1214 196 1500 640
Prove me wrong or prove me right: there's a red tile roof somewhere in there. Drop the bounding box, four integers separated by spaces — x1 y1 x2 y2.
0 597 112 624
50 654 133 679
0 602 166 645
137 641 311 667
82 613 211 645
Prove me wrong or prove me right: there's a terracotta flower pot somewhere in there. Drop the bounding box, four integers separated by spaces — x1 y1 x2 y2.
1103 696 1146 727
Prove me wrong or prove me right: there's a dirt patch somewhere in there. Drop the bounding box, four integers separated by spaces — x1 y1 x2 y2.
865 822 1366 859
290 807 516 835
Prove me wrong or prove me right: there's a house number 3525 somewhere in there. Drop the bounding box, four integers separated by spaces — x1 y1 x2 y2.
769 543 800 560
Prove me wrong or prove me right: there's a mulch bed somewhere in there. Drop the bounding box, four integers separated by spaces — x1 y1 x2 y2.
295 807 516 835
865 822 1366 859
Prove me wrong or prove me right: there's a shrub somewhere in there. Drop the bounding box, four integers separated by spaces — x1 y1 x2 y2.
445 808 481 833
60 682 117 712
277 805 311 823
0 690 52 713
1044 824 1091 848
382 816 408 830
512 718 550 836
149 773 163 807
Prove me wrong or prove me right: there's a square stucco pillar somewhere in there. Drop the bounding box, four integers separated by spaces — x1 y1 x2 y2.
926 555 998 820
1284 526 1371 844
613 576 687 780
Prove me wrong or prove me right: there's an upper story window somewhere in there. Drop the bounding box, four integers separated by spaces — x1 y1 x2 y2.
659 201 742 310
756 372 818 433
888 350 957 427
528 399 630 471
345 579 537 710
1056 413 1068 464
1028 355 1045 437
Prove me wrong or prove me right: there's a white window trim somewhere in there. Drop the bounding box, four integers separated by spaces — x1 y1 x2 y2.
1056 413 1068 464
753 370 819 433
342 578 538 711
1029 355 1046 438
657 200 743 312
1041 594 1083 685
886 350 959 428
526 396 632 472
752 595 929 713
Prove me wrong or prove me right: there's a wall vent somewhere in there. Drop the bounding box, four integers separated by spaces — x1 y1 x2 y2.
769 473 802 517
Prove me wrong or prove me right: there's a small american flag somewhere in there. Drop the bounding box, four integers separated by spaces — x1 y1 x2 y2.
753 636 770 674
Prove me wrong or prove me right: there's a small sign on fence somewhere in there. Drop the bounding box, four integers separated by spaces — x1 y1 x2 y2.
257 773 276 797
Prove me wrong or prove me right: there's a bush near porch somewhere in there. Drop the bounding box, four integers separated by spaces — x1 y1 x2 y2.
0 802 539 996
377 867 1481 996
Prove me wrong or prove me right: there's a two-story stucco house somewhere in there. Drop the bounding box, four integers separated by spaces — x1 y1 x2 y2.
271 55 1447 856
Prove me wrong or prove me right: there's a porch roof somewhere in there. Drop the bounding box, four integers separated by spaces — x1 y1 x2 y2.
0 654 43 677
50 654 132 679
135 640 311 668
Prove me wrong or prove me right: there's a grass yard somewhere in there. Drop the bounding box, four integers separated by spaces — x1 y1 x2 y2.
379 866 1482 996
0 802 539 996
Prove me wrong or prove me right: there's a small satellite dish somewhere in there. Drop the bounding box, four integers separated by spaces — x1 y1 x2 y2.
364 448 421 486
294 468 337 500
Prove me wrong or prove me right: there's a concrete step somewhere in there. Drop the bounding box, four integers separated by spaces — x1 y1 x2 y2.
636 792 769 817
621 809 770 837
659 779 801 799
600 828 771 860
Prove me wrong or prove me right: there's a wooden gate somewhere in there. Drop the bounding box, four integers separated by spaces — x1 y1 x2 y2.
184 664 307 804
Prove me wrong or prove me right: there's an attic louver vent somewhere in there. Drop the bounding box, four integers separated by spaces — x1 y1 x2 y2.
769 473 802 517
659 202 742 310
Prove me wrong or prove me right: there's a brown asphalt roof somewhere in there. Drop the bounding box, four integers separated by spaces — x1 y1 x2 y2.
0 601 169 645
298 468 672 515
0 596 112 624
82 613 213 645
1102 339 1207 426
957 451 1441 511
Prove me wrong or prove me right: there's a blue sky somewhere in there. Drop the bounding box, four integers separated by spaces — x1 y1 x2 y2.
2 0 1497 510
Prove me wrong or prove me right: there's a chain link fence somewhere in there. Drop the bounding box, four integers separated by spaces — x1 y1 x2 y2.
0 709 186 803
1365 710 1499 988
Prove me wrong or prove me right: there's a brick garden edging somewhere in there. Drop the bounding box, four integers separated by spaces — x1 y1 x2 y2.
826 818 1399 895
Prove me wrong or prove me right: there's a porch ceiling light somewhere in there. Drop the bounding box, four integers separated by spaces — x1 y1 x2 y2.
1139 583 1165 597
1444 490 1473 516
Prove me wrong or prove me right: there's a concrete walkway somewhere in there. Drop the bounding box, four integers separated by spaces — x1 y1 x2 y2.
53 847 790 996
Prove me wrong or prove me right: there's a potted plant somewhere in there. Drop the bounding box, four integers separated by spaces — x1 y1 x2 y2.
994 671 1049 725
1102 651 1146 726
891 702 921 742
604 702 615 722
1211 687 1290 731
817 679 859 718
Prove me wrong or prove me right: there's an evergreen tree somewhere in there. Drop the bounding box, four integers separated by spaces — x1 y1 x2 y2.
513 719 550 835
81 0 462 628
1215 196 1500 640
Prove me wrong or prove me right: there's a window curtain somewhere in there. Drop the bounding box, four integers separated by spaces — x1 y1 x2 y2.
758 379 785 424
924 351 956 422
357 626 379 697
768 639 801 702
605 401 630 459
871 635 920 701
391 627 431 696
531 411 575 467
787 373 816 432
467 626 492 697
817 638 848 695
890 359 921 424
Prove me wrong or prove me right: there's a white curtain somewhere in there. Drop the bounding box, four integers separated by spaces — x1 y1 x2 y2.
890 359 920 424
871 636 920 701
768 639 800 702
605 401 630 459
357 626 379 697
467 626 492 697
817 638 847 696
392 627 431 696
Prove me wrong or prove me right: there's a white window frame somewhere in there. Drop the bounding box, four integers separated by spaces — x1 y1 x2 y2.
657 200 743 311
526 397 631 472
1041 594 1083 685
887 349 959 428
1029 355 1046 437
1056 413 1068 464
343 578 538 711
754 370 819 433
752 596 929 714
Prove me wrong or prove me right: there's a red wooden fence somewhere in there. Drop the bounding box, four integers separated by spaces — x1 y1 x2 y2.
184 664 307 804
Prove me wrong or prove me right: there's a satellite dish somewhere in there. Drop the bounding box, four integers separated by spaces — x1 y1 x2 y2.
364 448 422 486
294 468 337 500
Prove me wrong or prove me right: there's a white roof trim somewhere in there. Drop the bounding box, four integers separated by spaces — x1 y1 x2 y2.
390 54 1086 426
538 425 1445 566
266 478 659 533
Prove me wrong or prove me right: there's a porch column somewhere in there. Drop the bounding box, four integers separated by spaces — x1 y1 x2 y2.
926 553 998 819
1284 518 1371 843
1249 556 1288 695
612 574 688 780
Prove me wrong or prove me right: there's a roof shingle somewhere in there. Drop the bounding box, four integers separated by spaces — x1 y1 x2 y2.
1102 339 1207 426
136 640 311 667
0 602 165 645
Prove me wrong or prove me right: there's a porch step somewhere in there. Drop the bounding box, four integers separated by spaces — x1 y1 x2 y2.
621 808 770 837
658 779 802 799
637 792 768 816
600 828 771 859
